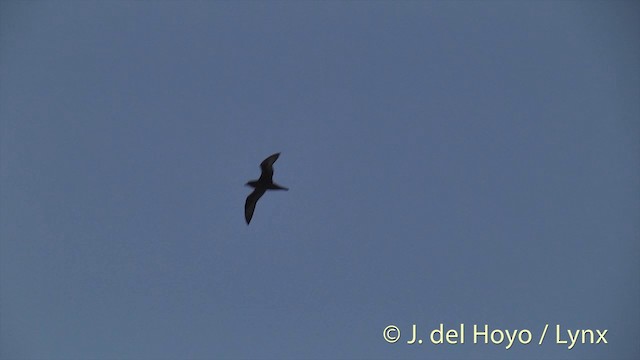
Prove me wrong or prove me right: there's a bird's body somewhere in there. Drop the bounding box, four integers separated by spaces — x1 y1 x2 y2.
244 153 288 224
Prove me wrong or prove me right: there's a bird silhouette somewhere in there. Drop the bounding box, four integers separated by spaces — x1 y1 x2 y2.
244 152 288 224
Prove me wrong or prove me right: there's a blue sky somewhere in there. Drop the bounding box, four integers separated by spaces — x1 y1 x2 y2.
1 1 638 359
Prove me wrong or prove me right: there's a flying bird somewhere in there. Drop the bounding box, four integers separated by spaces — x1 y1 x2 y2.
244 152 288 224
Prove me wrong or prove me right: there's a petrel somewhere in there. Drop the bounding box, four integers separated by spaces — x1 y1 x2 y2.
244 152 288 224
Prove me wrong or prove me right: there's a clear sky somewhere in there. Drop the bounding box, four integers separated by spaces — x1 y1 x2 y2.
1 1 638 359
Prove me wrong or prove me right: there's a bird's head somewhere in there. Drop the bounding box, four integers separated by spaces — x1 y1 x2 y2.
245 180 259 188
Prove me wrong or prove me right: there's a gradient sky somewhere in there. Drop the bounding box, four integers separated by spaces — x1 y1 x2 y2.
1 1 638 359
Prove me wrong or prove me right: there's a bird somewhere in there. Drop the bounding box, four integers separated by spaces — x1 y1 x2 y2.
244 152 288 224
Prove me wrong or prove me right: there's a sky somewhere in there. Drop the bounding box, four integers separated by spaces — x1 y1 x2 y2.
1 1 638 359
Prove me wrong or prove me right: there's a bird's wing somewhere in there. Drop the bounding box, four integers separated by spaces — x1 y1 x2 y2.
244 188 266 224
258 152 280 182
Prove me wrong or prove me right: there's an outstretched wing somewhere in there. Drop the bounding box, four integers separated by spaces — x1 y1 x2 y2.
244 188 266 224
258 152 280 182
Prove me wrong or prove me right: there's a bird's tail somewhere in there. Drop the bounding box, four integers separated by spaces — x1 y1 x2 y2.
272 183 288 191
